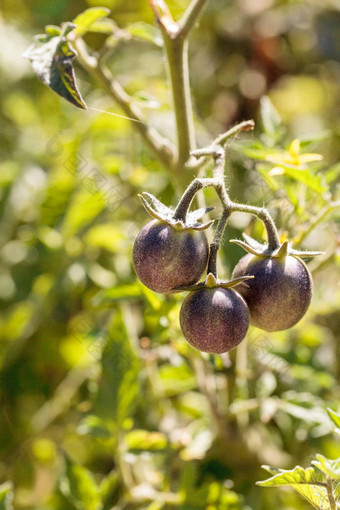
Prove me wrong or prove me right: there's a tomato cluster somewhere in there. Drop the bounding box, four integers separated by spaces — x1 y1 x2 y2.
132 193 315 354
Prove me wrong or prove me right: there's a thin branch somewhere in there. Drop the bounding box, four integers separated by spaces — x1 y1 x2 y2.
179 0 209 39
71 37 175 170
213 119 255 147
229 202 281 251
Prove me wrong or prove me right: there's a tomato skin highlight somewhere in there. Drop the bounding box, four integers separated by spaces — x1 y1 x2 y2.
132 219 209 294
232 253 313 332
180 287 249 354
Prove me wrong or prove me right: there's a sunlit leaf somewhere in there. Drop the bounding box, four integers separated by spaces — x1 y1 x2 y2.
126 22 163 47
268 164 326 194
72 7 113 36
260 96 285 143
299 130 331 149
92 283 144 306
94 309 140 424
257 464 328 510
324 163 340 185
0 482 14 510
99 471 119 504
77 415 114 438
60 457 102 510
125 429 168 452
328 408 340 430
312 455 340 481
23 23 87 109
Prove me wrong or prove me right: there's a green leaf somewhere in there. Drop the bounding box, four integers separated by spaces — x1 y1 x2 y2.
328 408 340 430
324 163 340 185
62 189 107 238
125 429 168 452
92 282 164 310
72 7 112 36
299 130 332 149
86 18 118 34
92 283 144 306
270 164 326 194
23 23 87 109
99 471 119 504
257 464 328 510
312 455 340 481
236 140 279 160
126 22 163 47
59 457 102 510
77 415 114 438
260 96 285 143
0 482 14 510
94 309 140 424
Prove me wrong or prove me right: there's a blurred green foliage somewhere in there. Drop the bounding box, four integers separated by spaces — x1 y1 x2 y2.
0 0 340 509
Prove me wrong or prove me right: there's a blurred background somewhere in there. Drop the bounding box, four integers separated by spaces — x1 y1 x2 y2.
0 0 340 508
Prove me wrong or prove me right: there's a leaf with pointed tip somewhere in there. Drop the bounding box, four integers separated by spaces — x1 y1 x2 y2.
242 233 266 251
261 465 286 476
72 7 111 36
126 22 163 47
59 457 101 510
257 464 328 510
290 249 324 258
260 96 285 143
23 23 87 109
187 207 214 223
312 455 340 481
138 194 166 222
188 219 215 231
171 281 206 293
274 240 289 258
327 408 340 430
0 482 14 510
230 239 267 257
219 275 255 289
141 192 172 216
334 481 340 500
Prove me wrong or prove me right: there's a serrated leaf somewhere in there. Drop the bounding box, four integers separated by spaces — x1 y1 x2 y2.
260 96 285 143
261 465 286 476
0 482 14 510
126 22 163 47
23 23 87 109
60 457 102 510
328 408 340 430
72 7 111 36
257 464 328 510
313 455 340 481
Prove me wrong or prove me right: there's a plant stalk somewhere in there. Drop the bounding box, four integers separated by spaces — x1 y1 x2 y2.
174 143 281 276
162 33 196 170
178 0 209 39
326 477 336 510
